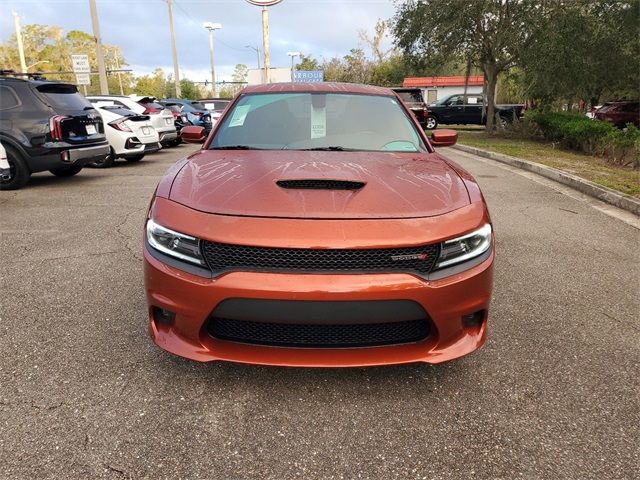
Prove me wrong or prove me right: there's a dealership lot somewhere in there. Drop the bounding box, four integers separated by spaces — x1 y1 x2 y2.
1 145 638 479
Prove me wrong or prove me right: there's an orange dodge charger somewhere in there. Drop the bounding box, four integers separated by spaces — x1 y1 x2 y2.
144 83 494 367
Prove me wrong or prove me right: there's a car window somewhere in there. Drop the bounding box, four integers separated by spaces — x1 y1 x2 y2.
0 86 21 110
210 92 426 152
36 83 92 110
99 106 141 117
467 96 482 105
140 100 165 110
396 91 423 103
190 101 207 110
448 95 463 106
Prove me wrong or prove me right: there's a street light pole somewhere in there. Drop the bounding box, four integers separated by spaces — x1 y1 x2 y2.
88 0 109 94
11 11 27 73
245 45 262 83
165 0 181 97
203 22 222 97
286 51 300 82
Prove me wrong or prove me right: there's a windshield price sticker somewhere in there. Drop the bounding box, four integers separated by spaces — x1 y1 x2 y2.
311 105 326 139
228 105 251 127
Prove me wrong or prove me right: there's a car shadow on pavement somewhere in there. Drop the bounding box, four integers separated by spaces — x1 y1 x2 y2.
24 173 103 189
153 349 476 398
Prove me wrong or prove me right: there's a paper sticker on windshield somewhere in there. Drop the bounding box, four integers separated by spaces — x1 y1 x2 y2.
228 105 250 127
311 106 326 139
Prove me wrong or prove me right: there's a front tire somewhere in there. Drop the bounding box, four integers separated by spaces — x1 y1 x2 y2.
50 165 83 177
0 146 31 190
425 115 438 130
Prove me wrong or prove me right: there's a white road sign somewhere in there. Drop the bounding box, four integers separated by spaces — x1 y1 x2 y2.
71 54 91 74
75 73 91 85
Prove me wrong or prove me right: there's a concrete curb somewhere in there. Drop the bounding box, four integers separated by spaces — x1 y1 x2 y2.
452 143 640 216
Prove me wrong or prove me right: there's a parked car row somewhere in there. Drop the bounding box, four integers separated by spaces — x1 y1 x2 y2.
0 74 221 189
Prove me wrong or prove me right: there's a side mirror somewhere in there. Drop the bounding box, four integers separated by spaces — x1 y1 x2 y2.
430 129 458 147
181 125 206 144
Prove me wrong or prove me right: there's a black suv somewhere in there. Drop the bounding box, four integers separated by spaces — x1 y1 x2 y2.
0 76 109 190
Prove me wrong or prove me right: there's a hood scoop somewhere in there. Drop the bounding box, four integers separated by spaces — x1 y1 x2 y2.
276 179 366 191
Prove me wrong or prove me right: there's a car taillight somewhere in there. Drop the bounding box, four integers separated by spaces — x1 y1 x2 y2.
108 118 132 132
49 115 69 141
143 107 160 114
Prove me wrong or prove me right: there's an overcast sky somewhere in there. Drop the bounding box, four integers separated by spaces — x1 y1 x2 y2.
1 0 397 81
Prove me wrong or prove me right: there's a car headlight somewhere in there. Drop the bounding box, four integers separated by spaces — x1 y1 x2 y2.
146 218 205 265
435 224 492 269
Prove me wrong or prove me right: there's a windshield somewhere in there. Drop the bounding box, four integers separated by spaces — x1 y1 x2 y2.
210 92 426 152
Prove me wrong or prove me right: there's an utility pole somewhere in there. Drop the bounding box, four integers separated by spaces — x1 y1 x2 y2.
12 11 27 73
165 0 181 97
245 45 262 84
88 0 109 94
203 22 222 97
261 6 270 83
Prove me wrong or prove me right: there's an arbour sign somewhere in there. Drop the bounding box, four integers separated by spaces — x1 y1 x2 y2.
293 70 324 83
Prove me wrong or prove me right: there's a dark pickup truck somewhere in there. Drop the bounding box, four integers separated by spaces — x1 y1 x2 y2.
425 93 525 129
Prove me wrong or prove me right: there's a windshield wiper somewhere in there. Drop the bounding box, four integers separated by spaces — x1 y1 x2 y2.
210 145 261 150
300 146 356 151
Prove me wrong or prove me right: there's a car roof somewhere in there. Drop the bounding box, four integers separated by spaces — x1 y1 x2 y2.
241 82 394 96
0 77 74 88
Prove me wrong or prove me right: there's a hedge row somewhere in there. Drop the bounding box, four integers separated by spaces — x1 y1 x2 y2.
525 111 640 168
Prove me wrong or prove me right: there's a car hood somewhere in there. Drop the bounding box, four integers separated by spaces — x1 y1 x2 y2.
169 150 470 219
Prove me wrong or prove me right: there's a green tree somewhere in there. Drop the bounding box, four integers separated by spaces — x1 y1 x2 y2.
134 68 167 98
520 0 639 108
296 54 320 71
231 64 248 83
393 0 537 131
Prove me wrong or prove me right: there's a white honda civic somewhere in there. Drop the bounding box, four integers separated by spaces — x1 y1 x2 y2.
90 104 160 168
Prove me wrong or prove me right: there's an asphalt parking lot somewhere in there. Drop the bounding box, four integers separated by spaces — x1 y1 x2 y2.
1 144 638 479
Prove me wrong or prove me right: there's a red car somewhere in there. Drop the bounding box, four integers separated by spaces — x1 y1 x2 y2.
144 83 494 367
594 101 640 128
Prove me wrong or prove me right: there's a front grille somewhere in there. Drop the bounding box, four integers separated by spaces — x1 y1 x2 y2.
200 242 440 275
207 318 430 348
276 179 365 190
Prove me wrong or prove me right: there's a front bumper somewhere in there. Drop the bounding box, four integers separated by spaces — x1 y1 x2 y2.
145 248 492 367
143 199 494 367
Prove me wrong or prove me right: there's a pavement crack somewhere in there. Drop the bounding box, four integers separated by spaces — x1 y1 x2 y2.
114 207 147 262
104 464 132 479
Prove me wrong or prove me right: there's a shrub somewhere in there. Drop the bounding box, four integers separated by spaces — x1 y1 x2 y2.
526 111 640 168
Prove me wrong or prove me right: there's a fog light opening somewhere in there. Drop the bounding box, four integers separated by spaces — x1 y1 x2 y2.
462 310 485 329
60 150 70 162
153 306 176 325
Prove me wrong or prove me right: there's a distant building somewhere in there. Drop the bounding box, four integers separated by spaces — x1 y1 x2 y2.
403 76 484 102
247 67 292 85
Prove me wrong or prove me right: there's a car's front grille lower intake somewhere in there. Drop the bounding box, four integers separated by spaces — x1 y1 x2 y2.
207 318 430 348
200 242 440 275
